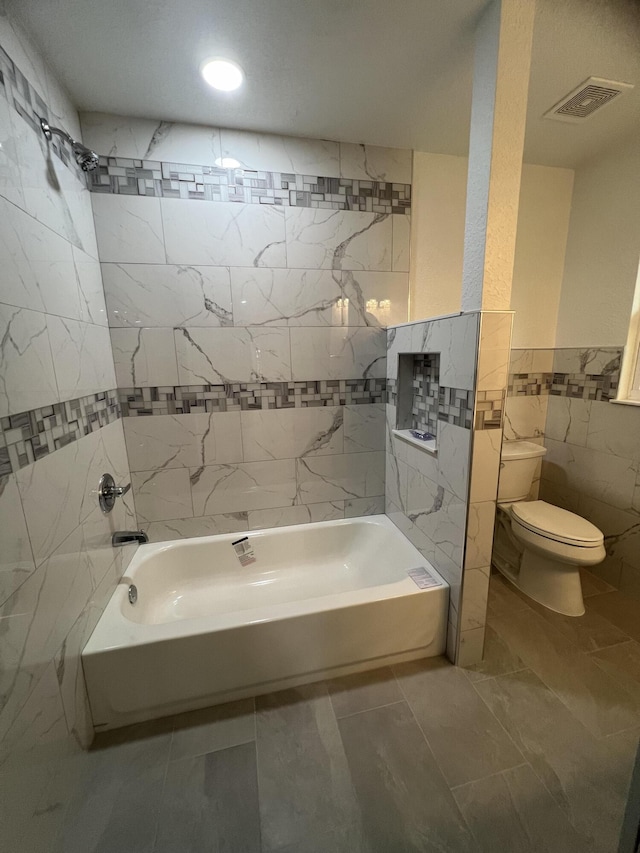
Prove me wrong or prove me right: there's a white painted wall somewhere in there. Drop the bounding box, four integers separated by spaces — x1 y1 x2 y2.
510 164 574 347
410 153 574 350
555 135 640 347
461 0 535 313
409 152 467 320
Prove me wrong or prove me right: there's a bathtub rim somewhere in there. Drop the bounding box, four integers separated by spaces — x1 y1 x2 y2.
84 514 448 654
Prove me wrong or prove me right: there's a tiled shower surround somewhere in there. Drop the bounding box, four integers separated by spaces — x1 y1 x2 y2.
0 17 138 848
504 346 640 593
0 42 87 181
84 112 412 540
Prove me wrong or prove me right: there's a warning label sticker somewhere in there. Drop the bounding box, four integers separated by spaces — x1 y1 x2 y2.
407 566 441 589
232 536 256 567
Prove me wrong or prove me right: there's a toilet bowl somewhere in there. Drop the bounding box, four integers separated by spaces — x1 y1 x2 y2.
492 441 606 617
503 500 605 616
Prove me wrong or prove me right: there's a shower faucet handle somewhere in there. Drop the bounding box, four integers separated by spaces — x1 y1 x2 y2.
98 472 131 514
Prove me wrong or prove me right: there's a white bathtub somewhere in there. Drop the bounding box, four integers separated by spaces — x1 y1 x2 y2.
83 515 448 730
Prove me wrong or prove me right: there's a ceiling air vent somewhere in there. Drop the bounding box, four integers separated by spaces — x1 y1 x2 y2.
544 77 634 123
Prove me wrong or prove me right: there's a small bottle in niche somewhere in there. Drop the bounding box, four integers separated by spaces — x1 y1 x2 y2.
410 429 435 441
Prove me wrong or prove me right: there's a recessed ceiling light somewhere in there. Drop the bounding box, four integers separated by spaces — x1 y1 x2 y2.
201 59 244 92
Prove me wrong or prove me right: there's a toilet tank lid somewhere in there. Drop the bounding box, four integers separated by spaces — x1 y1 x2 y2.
511 500 603 545
501 440 547 460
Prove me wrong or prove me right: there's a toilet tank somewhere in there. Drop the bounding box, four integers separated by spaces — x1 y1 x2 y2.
498 440 547 503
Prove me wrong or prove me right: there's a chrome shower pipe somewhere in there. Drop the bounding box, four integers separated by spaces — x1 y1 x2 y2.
39 117 100 172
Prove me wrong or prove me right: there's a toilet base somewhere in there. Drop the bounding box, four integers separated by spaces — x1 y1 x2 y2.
492 507 588 617
516 549 585 617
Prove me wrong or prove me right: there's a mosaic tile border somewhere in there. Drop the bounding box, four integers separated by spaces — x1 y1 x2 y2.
474 390 505 430
387 379 474 430
411 354 439 435
0 390 121 475
0 43 87 182
438 387 475 429
548 372 619 402
88 157 412 213
119 379 388 416
508 372 553 397
508 347 622 403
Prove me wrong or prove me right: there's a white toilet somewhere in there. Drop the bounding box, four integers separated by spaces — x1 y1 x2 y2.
492 440 606 617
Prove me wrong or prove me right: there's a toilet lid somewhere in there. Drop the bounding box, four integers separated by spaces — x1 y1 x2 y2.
511 500 603 546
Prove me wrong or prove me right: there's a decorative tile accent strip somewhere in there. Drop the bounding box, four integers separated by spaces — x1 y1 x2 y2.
550 372 620 402
508 373 553 397
474 390 505 430
508 347 623 402
0 43 86 182
88 156 412 213
0 391 121 475
119 379 388 416
411 354 439 434
438 387 475 429
387 379 474 430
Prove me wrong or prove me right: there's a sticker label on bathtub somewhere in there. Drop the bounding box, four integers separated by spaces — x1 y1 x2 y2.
407 566 441 589
232 536 256 567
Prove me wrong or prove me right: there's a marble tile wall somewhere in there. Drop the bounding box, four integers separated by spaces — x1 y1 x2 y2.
503 348 553 500
86 113 412 539
505 346 625 501
385 312 509 666
501 346 639 592
0 15 138 846
535 348 640 595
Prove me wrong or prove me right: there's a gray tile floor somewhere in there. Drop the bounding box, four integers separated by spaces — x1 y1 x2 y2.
56 570 640 852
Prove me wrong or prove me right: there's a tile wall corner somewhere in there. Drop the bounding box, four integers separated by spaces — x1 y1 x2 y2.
453 311 513 666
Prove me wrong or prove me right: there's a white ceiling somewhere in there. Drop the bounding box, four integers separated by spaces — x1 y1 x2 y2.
8 0 640 168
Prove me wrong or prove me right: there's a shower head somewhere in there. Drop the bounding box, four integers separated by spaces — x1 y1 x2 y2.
71 142 100 172
39 117 99 172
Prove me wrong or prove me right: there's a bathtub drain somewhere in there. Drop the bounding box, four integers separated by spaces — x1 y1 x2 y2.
128 584 138 605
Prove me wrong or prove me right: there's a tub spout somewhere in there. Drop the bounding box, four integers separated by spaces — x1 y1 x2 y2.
112 530 148 546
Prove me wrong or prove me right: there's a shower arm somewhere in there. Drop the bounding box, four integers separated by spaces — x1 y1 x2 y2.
39 117 76 147
38 117 100 172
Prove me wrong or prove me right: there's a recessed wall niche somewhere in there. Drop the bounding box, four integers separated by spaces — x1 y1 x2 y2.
395 352 440 452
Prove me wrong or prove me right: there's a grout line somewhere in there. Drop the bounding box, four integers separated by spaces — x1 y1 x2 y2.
481 601 640 796
390 663 460 770
460 671 531 772
388 663 504 850
463 667 583 819
252 692 263 849
471 687 590 836
166 736 257 765
597 722 640 742
449 762 529 793
495 602 640 723
587 636 634 654
148 724 173 853
587 638 638 657
461 664 529 684
331 698 406 721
